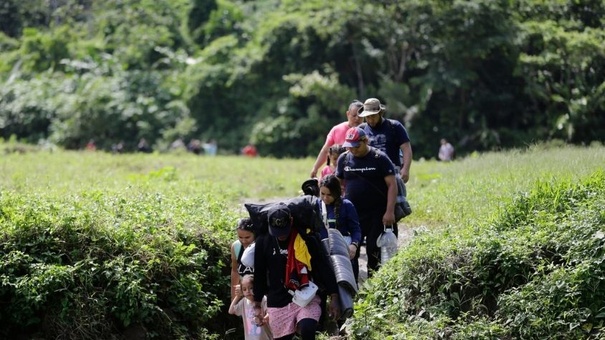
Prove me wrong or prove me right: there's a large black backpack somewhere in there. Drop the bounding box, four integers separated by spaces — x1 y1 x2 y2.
245 195 336 292
244 195 323 238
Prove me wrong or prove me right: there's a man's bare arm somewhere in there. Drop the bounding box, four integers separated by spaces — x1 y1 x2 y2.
310 141 330 178
400 142 413 183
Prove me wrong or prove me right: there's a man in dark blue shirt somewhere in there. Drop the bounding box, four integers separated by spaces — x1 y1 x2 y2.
359 98 413 220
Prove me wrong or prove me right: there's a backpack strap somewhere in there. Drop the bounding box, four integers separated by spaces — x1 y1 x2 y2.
345 150 352 167
320 200 328 229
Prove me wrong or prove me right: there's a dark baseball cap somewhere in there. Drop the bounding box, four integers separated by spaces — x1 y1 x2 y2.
267 203 292 237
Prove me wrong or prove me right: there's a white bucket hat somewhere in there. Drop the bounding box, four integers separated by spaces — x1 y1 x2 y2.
358 98 386 117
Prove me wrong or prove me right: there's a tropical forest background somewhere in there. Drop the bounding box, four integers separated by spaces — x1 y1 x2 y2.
1 0 604 159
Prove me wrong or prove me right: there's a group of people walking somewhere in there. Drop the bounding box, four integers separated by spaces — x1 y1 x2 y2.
311 97 413 279
229 98 414 339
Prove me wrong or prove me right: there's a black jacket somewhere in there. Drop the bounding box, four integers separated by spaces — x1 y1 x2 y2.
253 231 339 308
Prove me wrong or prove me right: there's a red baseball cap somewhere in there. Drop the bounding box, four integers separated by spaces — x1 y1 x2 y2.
342 127 367 148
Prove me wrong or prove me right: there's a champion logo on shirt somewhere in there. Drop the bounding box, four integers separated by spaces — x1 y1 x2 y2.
344 166 377 173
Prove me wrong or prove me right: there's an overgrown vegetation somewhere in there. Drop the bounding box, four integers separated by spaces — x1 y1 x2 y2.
0 143 604 338
1 0 604 158
0 187 238 338
347 157 605 338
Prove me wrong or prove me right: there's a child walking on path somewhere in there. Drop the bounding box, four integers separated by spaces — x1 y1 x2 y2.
229 274 273 340
320 145 346 179
231 218 256 300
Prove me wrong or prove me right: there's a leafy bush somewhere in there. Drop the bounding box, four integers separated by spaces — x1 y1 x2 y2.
347 170 605 338
0 187 237 339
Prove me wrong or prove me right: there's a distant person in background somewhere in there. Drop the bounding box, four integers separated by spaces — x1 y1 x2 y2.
242 144 258 157
137 138 152 153
170 138 186 152
203 139 218 156
438 138 455 161
188 139 203 155
85 139 96 151
310 100 363 178
320 144 346 179
111 141 124 154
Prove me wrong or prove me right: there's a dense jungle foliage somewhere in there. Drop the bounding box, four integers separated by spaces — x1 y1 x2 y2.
1 0 604 158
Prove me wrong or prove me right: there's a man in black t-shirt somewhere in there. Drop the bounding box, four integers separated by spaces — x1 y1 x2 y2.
335 127 398 278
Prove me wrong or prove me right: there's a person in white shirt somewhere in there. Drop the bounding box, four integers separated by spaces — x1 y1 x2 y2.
438 138 455 161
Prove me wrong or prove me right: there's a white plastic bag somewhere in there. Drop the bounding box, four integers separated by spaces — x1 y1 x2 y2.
289 281 318 307
241 242 256 268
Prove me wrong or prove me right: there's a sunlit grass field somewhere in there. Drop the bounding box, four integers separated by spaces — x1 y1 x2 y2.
2 142 603 228
408 143 605 228
1 150 309 202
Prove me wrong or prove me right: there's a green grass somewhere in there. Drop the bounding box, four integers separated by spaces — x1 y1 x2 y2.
407 143 605 228
0 150 312 202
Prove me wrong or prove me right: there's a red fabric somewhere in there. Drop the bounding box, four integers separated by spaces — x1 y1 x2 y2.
242 145 258 157
284 229 310 291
